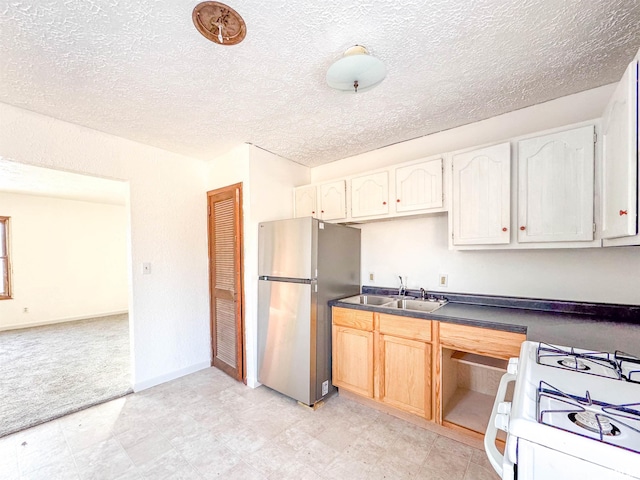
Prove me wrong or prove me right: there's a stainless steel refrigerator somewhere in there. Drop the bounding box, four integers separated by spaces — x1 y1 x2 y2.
257 217 361 406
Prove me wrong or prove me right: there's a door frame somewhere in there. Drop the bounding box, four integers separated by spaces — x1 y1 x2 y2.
207 182 246 383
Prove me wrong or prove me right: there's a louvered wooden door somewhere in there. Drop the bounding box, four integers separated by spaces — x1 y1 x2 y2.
208 183 244 382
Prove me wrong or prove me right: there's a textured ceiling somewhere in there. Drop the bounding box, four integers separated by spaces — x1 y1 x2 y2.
0 159 127 205
1 1 639 167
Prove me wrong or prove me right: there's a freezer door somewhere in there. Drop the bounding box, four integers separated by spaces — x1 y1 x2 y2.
258 217 316 279
258 279 314 405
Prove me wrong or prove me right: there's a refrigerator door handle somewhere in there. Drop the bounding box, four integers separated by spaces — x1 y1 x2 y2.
259 276 313 284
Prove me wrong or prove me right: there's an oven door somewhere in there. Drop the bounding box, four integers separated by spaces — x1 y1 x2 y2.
485 370 517 479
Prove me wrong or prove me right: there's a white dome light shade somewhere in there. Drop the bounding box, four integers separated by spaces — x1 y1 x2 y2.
326 45 386 93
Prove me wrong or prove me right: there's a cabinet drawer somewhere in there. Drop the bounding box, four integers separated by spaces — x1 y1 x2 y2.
378 314 432 342
440 323 525 359
332 307 374 331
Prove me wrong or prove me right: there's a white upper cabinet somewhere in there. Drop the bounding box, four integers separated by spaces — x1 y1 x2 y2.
601 60 638 240
319 180 347 221
294 185 317 218
517 125 595 243
452 143 511 245
395 159 443 212
351 171 389 218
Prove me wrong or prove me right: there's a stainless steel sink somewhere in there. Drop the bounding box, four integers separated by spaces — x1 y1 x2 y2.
341 294 395 306
385 298 446 313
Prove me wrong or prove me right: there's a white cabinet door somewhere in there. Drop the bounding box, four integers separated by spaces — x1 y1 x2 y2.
517 126 595 243
452 143 511 245
351 171 389 218
395 158 443 212
294 185 317 218
319 180 346 221
601 60 638 239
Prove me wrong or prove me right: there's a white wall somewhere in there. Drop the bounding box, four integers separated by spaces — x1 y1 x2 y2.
311 85 640 305
207 145 309 387
0 102 211 390
0 192 128 330
359 215 640 304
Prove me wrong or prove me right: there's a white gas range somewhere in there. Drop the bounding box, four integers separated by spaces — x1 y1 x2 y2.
485 341 640 479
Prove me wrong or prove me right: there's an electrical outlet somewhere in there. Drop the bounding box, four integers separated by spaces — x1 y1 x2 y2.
23 307 28 313
369 272 375 281
322 380 329 396
142 263 151 275
439 274 448 287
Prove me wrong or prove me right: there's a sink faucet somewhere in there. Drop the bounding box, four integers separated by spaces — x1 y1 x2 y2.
420 288 426 300
398 276 406 296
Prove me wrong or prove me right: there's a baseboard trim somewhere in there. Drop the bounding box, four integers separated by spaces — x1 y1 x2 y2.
133 360 211 392
0 310 129 332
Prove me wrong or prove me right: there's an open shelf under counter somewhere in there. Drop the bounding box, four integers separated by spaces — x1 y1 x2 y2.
443 388 496 434
442 347 513 438
451 351 508 371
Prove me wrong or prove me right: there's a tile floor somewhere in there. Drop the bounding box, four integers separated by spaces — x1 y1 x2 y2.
0 367 498 480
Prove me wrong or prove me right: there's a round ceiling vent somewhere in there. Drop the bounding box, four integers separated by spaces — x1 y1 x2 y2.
192 2 246 46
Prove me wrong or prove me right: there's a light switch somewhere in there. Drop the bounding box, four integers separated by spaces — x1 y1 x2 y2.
142 263 151 275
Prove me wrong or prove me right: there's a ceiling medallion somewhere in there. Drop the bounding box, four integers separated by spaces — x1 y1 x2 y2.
192 2 246 46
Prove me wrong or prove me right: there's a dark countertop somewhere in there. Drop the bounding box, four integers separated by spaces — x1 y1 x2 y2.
331 289 640 357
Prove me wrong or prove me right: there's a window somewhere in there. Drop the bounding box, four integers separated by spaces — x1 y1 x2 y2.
0 216 10 299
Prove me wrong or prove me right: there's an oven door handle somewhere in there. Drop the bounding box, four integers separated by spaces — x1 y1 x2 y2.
484 371 516 478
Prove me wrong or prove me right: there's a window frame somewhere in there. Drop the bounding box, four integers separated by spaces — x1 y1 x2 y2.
0 216 11 300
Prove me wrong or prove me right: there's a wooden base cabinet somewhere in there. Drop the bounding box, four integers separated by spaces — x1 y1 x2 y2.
332 307 434 420
438 322 525 438
379 334 432 419
332 308 375 398
332 325 374 398
331 306 526 441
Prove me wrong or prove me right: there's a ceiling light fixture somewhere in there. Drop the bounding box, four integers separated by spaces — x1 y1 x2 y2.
192 1 246 46
326 45 386 93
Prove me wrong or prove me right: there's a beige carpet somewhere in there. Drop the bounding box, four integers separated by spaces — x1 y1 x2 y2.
0 314 132 437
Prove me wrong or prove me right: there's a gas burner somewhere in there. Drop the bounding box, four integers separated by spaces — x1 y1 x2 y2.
537 381 640 453
569 411 620 436
558 357 590 371
537 343 621 380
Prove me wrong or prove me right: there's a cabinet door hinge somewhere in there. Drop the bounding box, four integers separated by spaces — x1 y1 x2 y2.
593 223 597 233
593 132 597 144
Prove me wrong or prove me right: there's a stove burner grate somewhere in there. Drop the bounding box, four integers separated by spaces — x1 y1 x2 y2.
537 343 620 379
616 351 640 384
537 381 640 453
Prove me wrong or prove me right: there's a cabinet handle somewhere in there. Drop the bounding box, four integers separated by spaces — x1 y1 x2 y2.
502 227 507 232
520 226 526 231
321 210 324 214
620 210 628 216
383 201 387 205
396 199 401 203
311 211 315 214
